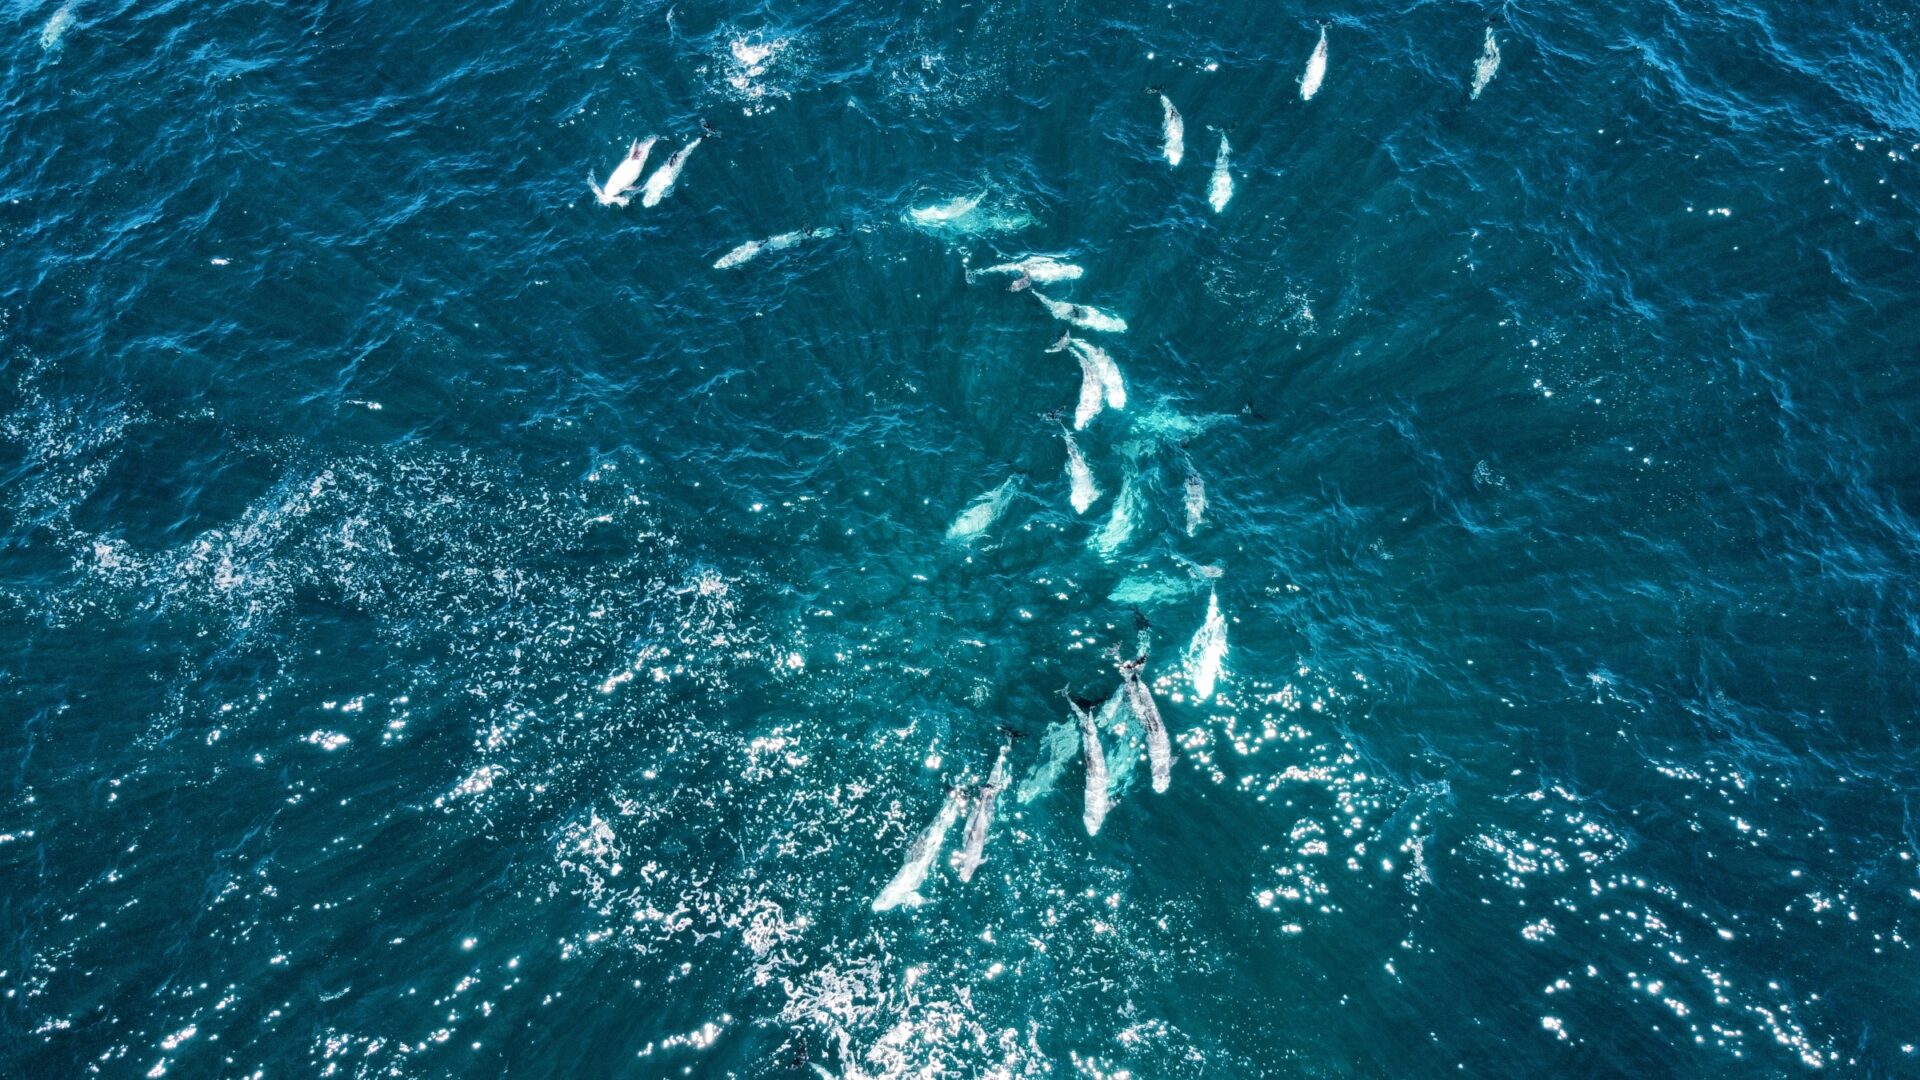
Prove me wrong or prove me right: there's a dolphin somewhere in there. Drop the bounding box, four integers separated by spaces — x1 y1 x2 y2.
1070 338 1126 409
1120 657 1171 793
640 138 702 208
1068 693 1111 835
1059 423 1102 513
1034 292 1127 334
968 256 1083 284
1050 333 1107 430
946 474 1020 542
714 227 837 270
1185 589 1228 702
952 748 1011 882
1471 28 1501 99
1184 471 1207 535
1301 26 1329 101
1158 92 1185 167
909 192 984 226
589 137 657 207
1208 131 1233 213
872 788 968 911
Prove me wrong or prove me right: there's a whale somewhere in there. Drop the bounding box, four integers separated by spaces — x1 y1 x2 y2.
1121 657 1171 793
1301 26 1328 101
1208 132 1233 213
1034 292 1127 334
1158 92 1185 167
1471 28 1501 99
640 138 702 208
952 748 1011 882
1068 694 1111 835
872 789 968 911
590 137 657 207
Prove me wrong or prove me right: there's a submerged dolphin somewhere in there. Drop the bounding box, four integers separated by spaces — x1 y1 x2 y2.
909 193 984 226
1034 292 1127 334
590 137 657 207
1158 92 1185 167
952 748 1011 882
1120 657 1171 793
872 789 968 911
1301 26 1329 101
1208 132 1233 213
1059 424 1102 514
1185 589 1228 702
1184 471 1207 535
1471 28 1501 99
968 256 1083 284
640 138 702 208
1068 693 1111 835
947 474 1020 542
714 227 837 270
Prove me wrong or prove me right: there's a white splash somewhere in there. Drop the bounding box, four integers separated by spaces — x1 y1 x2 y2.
1208 132 1234 213
1185 589 1228 701
1471 29 1501 100
1159 93 1185 167
945 474 1019 542
1301 26 1328 101
872 789 967 911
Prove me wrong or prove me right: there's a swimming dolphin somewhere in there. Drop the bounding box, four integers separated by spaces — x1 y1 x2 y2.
872 788 968 911
1208 131 1233 213
640 138 702 208
968 255 1084 285
1050 333 1107 430
1157 92 1185 167
1301 26 1328 101
1185 589 1228 702
1184 471 1207 535
947 474 1021 542
713 227 837 270
1471 28 1501 99
590 137 657 207
909 192 984 226
1120 657 1171 793
1071 338 1126 410
1067 692 1111 835
1059 423 1102 513
1034 292 1128 334
952 748 1011 883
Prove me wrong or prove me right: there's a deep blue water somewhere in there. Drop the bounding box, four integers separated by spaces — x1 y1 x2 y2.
5 0 1920 1075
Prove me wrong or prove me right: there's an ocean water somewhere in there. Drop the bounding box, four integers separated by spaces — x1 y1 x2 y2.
4 0 1920 1075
